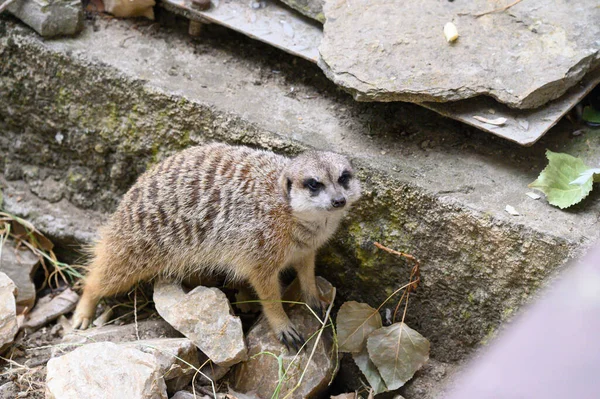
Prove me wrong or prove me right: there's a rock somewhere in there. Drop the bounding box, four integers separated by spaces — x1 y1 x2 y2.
46 342 168 399
231 278 336 399
55 318 181 356
21 288 78 332
0 382 18 398
280 0 325 23
0 240 39 310
154 281 247 367
122 338 201 394
0 272 18 350
196 351 231 385
318 0 600 109
6 0 83 37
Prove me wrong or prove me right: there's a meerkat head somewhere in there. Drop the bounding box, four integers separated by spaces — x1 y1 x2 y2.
280 151 361 214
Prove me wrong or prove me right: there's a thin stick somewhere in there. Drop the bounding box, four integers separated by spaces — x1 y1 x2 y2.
0 0 17 14
374 241 420 292
474 0 524 17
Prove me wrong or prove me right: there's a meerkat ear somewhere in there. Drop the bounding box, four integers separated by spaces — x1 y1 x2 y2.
279 173 292 200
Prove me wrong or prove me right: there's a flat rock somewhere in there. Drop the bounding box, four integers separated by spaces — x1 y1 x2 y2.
154 281 247 367
7 0 83 37
21 288 78 332
280 0 325 23
318 0 600 109
0 240 38 310
46 342 168 399
55 318 181 356
122 338 201 394
231 278 336 399
0 272 18 350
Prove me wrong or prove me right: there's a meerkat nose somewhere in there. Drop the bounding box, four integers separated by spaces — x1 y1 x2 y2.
331 197 347 208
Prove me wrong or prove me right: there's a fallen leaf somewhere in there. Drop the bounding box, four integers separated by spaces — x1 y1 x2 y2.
472 116 507 126
529 151 595 209
353 347 388 395
337 301 382 353
367 322 430 391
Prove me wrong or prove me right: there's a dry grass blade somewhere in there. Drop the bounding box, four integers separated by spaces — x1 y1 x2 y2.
0 211 83 289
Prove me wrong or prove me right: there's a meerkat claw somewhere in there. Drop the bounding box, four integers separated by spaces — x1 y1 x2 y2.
71 316 88 330
308 301 326 321
278 326 305 353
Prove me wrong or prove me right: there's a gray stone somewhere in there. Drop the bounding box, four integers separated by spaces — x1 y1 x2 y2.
231 286 336 399
29 176 65 203
54 318 182 356
21 288 78 332
154 281 247 367
0 272 18 349
0 239 38 310
280 0 325 23
6 0 83 37
318 0 600 109
121 338 201 394
46 342 168 399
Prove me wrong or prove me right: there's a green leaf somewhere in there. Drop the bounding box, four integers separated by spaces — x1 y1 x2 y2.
336 301 382 353
582 106 600 124
353 347 388 395
528 150 594 209
367 322 430 391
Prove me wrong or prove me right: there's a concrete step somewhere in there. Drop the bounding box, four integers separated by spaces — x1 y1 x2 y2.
1 14 599 395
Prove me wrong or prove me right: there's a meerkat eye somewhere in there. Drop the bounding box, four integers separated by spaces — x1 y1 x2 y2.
303 178 323 192
338 171 352 186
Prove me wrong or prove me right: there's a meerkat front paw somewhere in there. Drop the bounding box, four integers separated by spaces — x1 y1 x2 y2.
277 324 305 353
71 299 97 330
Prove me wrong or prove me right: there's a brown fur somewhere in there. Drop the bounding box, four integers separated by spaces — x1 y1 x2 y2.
73 143 361 347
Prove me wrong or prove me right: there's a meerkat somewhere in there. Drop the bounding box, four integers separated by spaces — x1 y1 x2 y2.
72 143 361 350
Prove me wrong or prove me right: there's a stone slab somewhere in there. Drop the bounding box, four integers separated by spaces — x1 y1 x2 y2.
318 0 600 109
1 16 600 397
421 67 600 146
160 0 322 63
6 0 83 37
158 0 599 145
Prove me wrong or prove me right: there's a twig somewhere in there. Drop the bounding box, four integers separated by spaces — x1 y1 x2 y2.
373 242 420 292
0 0 18 14
473 0 524 17
373 242 421 323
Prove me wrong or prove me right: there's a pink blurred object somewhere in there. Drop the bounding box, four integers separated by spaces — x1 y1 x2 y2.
445 246 600 399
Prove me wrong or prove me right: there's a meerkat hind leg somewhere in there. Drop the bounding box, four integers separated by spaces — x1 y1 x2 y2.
249 273 305 352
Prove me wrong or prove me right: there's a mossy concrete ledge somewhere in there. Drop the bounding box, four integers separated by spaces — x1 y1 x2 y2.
1 16 599 376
